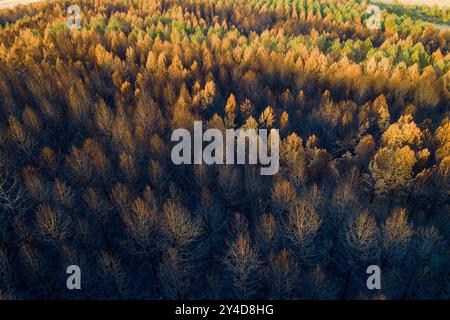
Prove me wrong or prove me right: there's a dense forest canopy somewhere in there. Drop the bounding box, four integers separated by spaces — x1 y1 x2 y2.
0 0 449 299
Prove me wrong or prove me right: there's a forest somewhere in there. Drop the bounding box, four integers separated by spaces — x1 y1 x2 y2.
0 0 449 299
371 1 450 26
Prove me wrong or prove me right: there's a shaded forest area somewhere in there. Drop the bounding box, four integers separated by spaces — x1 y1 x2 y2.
0 0 449 299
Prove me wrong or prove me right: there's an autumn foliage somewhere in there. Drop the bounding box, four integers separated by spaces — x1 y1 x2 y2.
0 0 449 299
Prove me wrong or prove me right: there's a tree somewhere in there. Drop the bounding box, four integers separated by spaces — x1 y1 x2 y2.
35 204 71 246
370 146 417 198
355 134 375 166
98 252 129 299
373 94 390 132
259 106 275 129
0 157 30 221
218 165 243 207
284 199 322 264
271 178 297 217
160 199 202 251
224 94 237 128
122 196 158 259
224 233 260 299
8 116 35 156
381 114 422 149
336 210 380 296
256 213 279 256
265 249 299 299
280 133 307 187
383 208 413 267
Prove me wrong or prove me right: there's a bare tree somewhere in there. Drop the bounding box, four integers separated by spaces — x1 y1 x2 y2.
284 199 322 264
0 158 30 222
224 232 260 299
264 249 299 299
